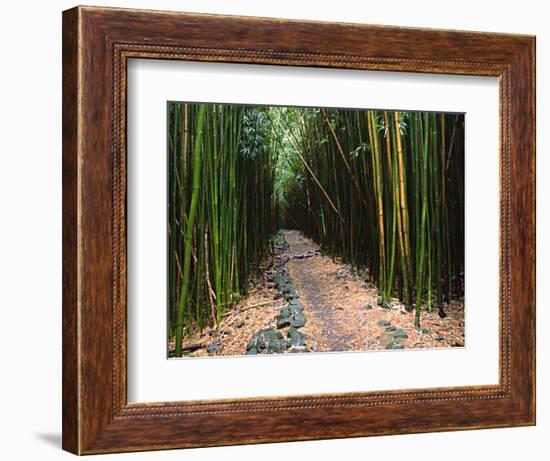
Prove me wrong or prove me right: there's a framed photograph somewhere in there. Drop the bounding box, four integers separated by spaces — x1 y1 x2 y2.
62 5 535 455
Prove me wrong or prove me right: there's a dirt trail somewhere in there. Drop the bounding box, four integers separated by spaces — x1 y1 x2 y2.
284 230 465 353
284 231 355 351
174 230 465 357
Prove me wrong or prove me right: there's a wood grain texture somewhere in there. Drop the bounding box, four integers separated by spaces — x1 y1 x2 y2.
62 5 536 455
62 6 79 455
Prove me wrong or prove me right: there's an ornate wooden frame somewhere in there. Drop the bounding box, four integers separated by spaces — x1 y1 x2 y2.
62 5 536 455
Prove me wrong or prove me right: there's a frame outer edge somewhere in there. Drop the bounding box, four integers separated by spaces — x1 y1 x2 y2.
513 36 536 424
63 6 536 454
62 6 81 455
531 36 537 425
498 37 535 424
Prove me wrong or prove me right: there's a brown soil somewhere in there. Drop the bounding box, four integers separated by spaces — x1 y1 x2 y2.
284 230 465 352
171 230 465 357
168 287 287 358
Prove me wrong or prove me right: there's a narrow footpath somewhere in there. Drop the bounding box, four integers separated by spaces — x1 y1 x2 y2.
176 230 465 357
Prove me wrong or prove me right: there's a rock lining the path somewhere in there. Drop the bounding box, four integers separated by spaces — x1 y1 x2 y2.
246 232 308 355
287 326 307 347
394 329 408 339
293 249 320 259
380 321 410 350
175 229 463 357
246 328 288 354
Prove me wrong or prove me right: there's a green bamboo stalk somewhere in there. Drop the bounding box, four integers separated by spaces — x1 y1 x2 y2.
414 112 430 328
175 104 206 357
169 103 464 349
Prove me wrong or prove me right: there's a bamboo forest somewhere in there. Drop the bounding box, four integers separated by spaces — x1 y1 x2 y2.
168 102 465 358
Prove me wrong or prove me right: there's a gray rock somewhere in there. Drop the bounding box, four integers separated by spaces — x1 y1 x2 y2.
386 341 405 350
270 327 284 338
276 305 293 329
265 329 287 350
279 306 292 317
282 284 293 295
394 329 408 339
207 343 218 355
246 328 288 354
267 338 289 353
290 312 306 328
255 335 266 352
284 290 297 301
287 326 307 347
276 315 292 329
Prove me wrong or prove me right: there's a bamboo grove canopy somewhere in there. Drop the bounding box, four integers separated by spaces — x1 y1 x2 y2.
168 103 464 357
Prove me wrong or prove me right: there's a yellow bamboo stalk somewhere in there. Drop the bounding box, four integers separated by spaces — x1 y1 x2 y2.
367 111 387 297
393 112 412 265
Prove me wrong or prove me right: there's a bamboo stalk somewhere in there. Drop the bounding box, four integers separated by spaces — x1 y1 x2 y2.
175 104 206 357
321 108 369 209
169 103 464 347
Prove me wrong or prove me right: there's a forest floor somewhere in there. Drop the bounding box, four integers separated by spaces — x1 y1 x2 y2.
172 230 465 358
